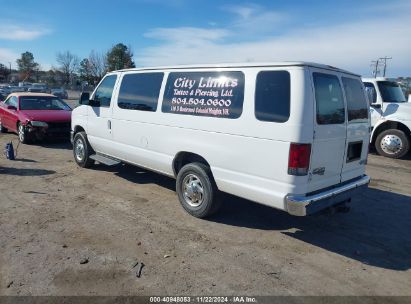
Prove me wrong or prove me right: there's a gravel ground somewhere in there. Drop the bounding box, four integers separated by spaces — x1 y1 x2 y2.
0 131 410 296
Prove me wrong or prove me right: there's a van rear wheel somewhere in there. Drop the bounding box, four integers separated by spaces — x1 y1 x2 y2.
375 129 410 159
176 162 221 218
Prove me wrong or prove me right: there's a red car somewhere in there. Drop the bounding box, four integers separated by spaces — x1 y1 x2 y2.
0 93 72 143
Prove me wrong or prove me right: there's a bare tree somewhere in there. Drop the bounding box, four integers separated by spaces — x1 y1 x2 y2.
88 50 107 82
56 51 80 85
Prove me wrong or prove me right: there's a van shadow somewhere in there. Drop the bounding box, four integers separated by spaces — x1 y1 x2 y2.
93 163 175 191
211 188 411 271
90 163 411 271
38 139 72 150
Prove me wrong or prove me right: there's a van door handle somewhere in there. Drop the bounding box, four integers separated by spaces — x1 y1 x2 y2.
107 120 111 129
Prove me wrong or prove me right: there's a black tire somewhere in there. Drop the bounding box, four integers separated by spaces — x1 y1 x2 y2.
17 123 30 144
73 131 95 168
176 162 221 218
375 129 410 159
0 118 7 133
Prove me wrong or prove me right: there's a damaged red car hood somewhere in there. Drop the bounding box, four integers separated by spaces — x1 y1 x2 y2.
21 110 71 123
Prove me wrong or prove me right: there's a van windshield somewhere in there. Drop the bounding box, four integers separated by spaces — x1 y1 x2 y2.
377 81 406 103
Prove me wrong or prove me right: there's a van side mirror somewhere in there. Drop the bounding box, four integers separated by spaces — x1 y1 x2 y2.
79 92 90 105
7 105 17 110
371 104 381 109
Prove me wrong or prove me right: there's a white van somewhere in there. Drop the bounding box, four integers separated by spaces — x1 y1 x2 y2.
363 77 411 158
71 62 370 218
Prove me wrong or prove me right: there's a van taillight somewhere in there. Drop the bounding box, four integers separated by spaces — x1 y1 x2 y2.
288 143 311 176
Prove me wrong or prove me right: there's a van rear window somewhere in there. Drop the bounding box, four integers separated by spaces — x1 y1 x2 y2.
255 71 290 123
118 73 164 111
162 71 244 119
313 73 345 125
342 77 368 123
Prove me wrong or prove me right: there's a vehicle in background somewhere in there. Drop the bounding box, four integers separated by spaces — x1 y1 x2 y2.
28 83 50 93
363 77 411 158
8 86 25 93
0 93 5 102
0 93 72 143
0 88 9 96
51 87 68 99
18 81 32 87
0 85 11 95
72 62 370 218
18 82 32 91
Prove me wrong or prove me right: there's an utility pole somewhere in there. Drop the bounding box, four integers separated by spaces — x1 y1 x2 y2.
8 62 11 82
379 56 392 77
370 60 380 78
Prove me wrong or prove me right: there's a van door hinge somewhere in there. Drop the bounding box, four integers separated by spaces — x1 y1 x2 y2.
107 120 111 129
313 130 316 140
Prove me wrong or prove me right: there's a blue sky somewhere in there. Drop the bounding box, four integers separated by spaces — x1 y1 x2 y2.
0 0 410 77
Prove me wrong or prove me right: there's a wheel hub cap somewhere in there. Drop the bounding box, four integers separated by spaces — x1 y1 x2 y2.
75 139 85 161
381 134 402 154
182 174 204 207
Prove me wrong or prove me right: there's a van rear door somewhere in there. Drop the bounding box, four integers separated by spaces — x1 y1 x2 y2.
340 76 369 181
307 69 347 193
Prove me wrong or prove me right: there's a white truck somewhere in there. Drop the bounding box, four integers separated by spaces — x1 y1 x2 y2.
363 78 411 158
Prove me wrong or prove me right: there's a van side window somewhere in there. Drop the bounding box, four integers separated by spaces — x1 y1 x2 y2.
363 82 377 103
162 71 245 119
342 77 368 123
255 71 290 123
93 75 117 107
118 73 164 111
313 73 345 125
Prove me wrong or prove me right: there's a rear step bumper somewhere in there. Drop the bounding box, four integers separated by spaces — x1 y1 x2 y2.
285 175 370 216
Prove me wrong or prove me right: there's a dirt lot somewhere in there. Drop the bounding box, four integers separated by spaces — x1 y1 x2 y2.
0 131 410 296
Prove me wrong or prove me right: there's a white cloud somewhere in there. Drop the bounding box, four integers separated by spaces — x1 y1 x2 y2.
144 27 230 44
0 48 18 67
137 12 411 76
225 4 258 19
0 25 51 41
224 4 286 34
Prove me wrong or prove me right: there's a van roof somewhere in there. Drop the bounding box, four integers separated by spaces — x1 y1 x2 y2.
113 62 360 76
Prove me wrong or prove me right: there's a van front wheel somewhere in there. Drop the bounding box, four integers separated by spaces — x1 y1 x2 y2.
73 132 95 168
375 129 410 159
176 163 220 218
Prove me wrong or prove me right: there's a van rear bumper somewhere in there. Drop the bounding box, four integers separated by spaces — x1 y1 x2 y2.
285 175 370 216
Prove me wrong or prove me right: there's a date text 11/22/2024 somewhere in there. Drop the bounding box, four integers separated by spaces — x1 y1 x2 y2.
149 296 257 303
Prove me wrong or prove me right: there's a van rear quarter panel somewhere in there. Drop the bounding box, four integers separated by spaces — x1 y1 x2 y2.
110 67 313 210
